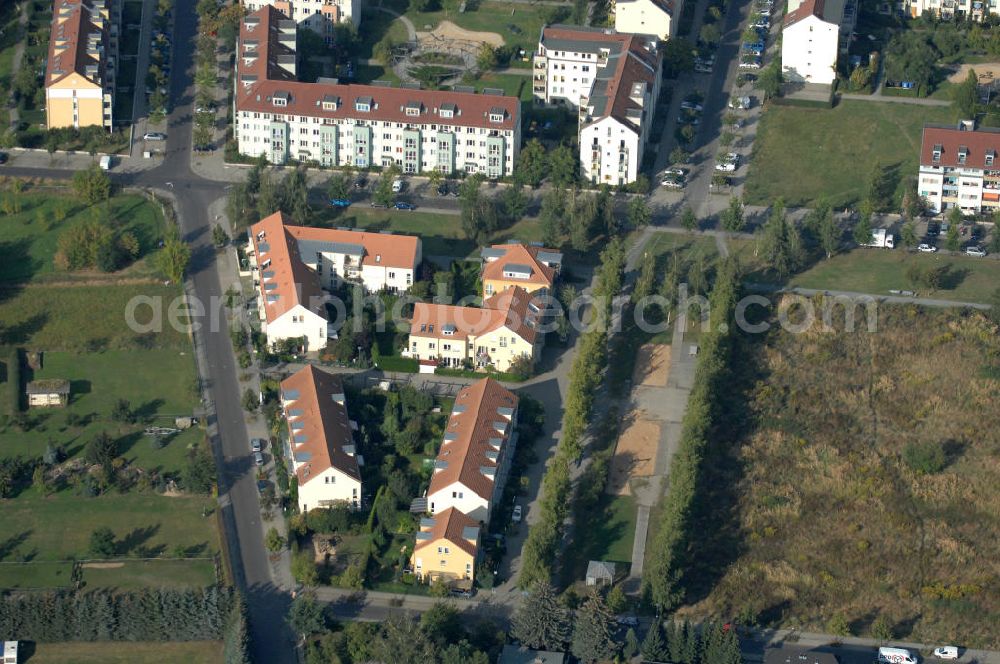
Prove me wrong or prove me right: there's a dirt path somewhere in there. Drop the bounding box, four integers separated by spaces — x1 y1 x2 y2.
947 62 1000 83
417 20 504 47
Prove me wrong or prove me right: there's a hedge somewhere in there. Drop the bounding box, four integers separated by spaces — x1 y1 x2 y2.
517 240 625 589
1 347 22 416
644 259 741 610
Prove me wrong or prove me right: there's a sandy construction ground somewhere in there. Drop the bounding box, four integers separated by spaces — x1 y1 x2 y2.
417 20 504 47
947 62 1000 83
607 415 661 495
632 343 671 387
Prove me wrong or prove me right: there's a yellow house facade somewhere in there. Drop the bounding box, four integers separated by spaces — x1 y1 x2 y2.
410 508 479 585
46 0 116 130
480 243 562 299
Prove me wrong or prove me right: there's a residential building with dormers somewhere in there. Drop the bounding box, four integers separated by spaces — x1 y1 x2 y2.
918 121 1000 215
234 6 520 175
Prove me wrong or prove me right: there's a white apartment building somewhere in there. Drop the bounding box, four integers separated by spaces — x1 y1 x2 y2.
242 0 360 41
281 365 363 513
426 378 519 525
781 0 856 85
533 26 661 185
905 0 997 20
615 0 678 40
247 211 422 350
918 122 1000 215
235 7 520 175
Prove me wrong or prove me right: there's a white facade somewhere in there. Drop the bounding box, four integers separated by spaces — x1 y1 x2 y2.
532 48 600 107
615 0 676 40
905 0 997 20
235 107 518 176
299 244 420 293
428 482 492 523
243 0 360 33
919 124 1000 215
296 465 362 513
265 304 329 351
580 106 643 185
781 15 839 84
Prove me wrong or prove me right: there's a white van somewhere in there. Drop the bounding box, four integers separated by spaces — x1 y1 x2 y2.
99 155 112 171
391 178 404 193
878 647 918 664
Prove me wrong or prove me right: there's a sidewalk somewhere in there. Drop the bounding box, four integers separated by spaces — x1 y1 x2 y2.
3 146 163 173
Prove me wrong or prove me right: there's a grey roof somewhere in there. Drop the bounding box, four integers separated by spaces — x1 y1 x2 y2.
461 525 480 540
293 451 312 462
536 250 563 265
26 379 70 395
481 247 506 260
356 95 373 105
502 263 533 276
497 406 515 418
322 93 339 104
283 389 300 400
295 239 365 259
440 102 457 112
419 517 436 528
294 433 308 444
586 560 617 579
489 106 506 116
499 645 566 664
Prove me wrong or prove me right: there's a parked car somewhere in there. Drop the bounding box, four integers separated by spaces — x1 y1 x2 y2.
926 222 941 236
743 41 765 51
143 132 167 141
664 167 688 177
329 198 352 208
739 61 762 70
965 245 987 257
251 438 265 452
694 63 713 73
391 178 405 193
0 152 9 164
256 479 271 494
661 177 684 189
353 176 367 189
394 201 416 211
449 588 475 598
917 243 937 253
437 183 449 196
715 153 740 172
680 101 704 112
932 646 959 660
253 451 265 466
511 505 522 523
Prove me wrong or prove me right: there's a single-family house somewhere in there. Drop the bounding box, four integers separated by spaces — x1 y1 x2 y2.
615 0 678 40
406 286 543 373
280 365 362 513
26 380 70 407
426 378 518 524
410 507 480 585
480 243 562 298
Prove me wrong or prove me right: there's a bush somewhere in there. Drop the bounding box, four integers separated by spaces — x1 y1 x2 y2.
902 440 946 474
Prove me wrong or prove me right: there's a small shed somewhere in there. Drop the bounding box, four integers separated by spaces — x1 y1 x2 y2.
585 560 617 586
3 641 17 664
26 379 70 407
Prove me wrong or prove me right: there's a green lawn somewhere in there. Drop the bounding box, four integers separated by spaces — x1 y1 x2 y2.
0 193 165 284
25 641 224 664
562 493 637 583
0 492 219 563
744 100 956 208
80 558 217 589
0 349 201 474
0 561 74 589
0 282 191 351
400 1 551 58
468 72 531 101
785 249 1000 303
645 232 720 261
353 63 401 85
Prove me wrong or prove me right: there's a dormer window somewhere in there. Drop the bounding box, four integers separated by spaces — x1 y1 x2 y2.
932 144 942 162
443 324 456 336
958 146 968 164
987 151 995 167
405 102 421 117
489 109 505 123
273 97 286 107
355 96 373 112
439 104 456 119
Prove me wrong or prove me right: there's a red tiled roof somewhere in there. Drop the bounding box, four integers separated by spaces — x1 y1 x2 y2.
482 244 558 290
236 6 519 131
410 286 541 344
285 225 420 270
921 125 1000 170
249 212 326 324
428 378 518 503
414 507 479 556
238 5 297 84
606 36 658 130
784 0 826 26
282 365 360 486
46 0 108 88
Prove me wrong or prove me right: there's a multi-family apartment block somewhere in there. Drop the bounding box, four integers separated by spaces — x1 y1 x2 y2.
781 0 857 85
406 286 543 373
46 0 117 129
410 508 480 586
426 378 519 524
234 7 520 175
614 0 679 40
280 366 362 513
247 211 422 350
480 242 562 298
904 0 997 20
242 0 360 41
918 121 1000 215
532 25 662 185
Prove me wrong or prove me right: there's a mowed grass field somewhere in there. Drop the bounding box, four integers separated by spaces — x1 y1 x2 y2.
683 305 1000 648
744 101 956 208
0 492 219 563
0 192 166 284
24 641 224 664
